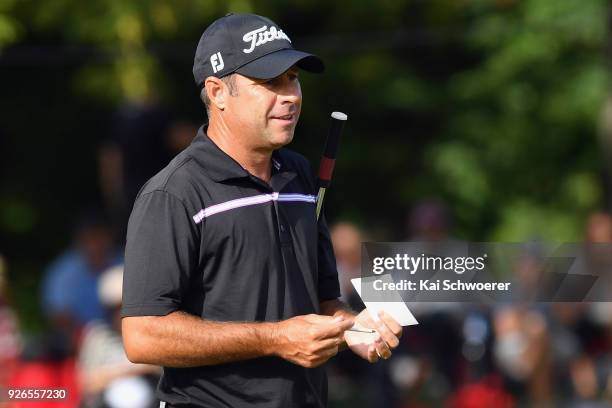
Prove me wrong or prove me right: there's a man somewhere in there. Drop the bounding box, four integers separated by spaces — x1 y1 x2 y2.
121 13 402 407
79 265 160 407
43 210 122 355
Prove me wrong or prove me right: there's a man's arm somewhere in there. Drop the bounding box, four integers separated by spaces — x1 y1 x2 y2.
122 311 353 368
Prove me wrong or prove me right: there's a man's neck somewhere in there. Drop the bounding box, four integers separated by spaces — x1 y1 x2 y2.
207 118 272 183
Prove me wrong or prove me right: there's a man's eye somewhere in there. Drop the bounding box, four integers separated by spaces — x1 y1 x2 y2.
259 73 298 86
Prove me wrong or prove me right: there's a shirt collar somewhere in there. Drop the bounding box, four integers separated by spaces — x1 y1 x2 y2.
188 126 248 182
189 125 296 187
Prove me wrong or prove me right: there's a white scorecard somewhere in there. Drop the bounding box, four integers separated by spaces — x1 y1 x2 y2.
351 276 418 326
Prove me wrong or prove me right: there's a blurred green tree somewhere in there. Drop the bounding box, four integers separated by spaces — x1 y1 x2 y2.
0 0 609 274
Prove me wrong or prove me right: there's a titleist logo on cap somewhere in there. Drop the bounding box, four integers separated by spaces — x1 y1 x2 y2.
193 13 323 85
242 25 291 54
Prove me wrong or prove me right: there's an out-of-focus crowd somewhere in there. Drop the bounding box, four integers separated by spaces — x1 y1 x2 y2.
1 102 195 408
327 204 612 408
0 103 611 407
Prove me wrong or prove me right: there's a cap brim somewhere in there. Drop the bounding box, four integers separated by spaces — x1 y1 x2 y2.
235 49 324 80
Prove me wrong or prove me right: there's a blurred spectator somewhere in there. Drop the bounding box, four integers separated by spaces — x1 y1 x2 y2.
561 211 612 407
5 255 81 407
330 222 365 307
98 101 196 241
0 254 21 386
397 199 465 405
166 120 198 154
583 212 612 283
585 212 612 243
78 265 160 408
492 306 552 405
328 222 396 408
407 199 451 241
446 374 514 408
98 102 172 216
41 209 122 356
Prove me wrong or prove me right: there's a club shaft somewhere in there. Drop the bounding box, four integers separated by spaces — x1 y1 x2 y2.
316 188 326 220
316 112 348 220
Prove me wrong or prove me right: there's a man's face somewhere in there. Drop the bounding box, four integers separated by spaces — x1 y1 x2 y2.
224 66 302 151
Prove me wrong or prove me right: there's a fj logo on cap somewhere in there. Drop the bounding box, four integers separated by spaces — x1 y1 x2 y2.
210 52 224 73
242 25 291 54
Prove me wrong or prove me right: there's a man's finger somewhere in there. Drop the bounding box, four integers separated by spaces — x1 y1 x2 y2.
321 344 339 358
374 315 400 349
309 344 339 368
315 318 353 339
378 311 402 338
317 318 354 339
357 311 376 328
333 318 355 333
367 345 379 363
316 337 342 352
374 336 392 359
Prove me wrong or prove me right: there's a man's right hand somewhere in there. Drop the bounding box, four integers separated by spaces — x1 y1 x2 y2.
274 314 354 368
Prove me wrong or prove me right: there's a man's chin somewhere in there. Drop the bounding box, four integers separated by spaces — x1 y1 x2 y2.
270 131 295 148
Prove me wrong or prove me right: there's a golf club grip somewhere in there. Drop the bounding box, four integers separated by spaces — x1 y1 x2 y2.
318 112 347 188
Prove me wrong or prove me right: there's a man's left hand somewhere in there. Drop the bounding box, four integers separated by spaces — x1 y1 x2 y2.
345 310 402 362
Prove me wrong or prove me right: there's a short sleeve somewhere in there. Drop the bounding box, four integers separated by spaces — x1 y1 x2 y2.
316 213 341 302
121 190 199 317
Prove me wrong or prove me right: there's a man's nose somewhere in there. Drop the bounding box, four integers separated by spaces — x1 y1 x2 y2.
279 78 301 104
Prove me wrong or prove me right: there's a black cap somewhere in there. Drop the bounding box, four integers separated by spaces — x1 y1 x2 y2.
193 13 324 87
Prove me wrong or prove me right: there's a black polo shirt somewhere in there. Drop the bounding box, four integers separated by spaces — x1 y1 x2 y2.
122 126 341 407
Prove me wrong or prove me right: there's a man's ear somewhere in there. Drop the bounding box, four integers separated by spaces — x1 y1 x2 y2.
204 77 226 111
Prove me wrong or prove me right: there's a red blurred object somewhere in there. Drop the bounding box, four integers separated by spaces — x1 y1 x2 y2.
446 375 514 408
7 359 80 407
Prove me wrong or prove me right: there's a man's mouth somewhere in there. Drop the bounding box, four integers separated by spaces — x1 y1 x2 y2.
271 113 296 123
